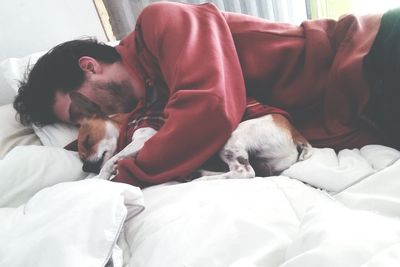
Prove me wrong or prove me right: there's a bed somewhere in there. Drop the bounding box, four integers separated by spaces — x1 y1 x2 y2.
1 50 400 267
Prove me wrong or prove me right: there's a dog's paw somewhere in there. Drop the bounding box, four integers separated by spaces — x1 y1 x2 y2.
98 160 118 180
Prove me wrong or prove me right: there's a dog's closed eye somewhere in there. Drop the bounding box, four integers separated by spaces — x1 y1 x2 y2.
83 135 92 150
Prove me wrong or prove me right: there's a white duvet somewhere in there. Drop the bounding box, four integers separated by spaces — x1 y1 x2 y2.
0 179 144 267
1 144 400 267
282 144 400 193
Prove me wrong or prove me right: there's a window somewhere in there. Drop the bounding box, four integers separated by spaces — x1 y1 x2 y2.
94 0 308 41
308 0 400 19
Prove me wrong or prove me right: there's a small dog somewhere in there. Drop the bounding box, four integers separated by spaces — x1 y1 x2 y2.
70 92 312 180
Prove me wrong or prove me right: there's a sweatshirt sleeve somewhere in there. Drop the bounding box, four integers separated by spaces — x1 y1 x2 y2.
114 2 247 186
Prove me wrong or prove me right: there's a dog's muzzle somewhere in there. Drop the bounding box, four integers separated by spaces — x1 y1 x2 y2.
82 160 103 173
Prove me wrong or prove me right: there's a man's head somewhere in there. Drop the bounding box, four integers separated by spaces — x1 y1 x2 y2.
14 38 143 126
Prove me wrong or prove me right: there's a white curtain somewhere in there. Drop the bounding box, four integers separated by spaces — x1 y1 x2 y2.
102 0 308 40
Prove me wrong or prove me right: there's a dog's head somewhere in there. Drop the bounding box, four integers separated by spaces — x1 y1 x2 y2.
70 92 120 173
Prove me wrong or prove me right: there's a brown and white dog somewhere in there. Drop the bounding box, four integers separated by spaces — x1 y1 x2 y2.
70 92 312 180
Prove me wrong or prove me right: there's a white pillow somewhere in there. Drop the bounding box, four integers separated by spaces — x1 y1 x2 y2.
0 104 41 159
0 145 88 207
0 51 45 105
32 123 78 147
0 70 14 105
281 201 400 266
0 51 46 93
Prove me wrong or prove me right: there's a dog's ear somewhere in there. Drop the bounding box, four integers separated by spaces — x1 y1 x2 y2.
69 92 106 123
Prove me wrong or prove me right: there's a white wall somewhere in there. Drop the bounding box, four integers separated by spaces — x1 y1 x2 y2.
0 0 107 61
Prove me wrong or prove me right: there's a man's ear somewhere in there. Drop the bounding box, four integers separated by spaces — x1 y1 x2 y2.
69 92 106 123
78 56 102 75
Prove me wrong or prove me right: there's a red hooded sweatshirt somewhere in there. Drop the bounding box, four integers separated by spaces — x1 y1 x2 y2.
113 2 383 187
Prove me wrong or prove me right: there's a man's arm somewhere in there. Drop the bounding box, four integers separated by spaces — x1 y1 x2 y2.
114 2 247 186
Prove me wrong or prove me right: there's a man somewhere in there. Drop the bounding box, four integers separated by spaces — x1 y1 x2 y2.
13 2 399 187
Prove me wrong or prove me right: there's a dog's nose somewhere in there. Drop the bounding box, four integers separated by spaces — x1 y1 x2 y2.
82 160 102 174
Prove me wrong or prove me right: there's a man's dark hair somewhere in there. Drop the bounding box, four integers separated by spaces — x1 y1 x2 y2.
13 38 121 126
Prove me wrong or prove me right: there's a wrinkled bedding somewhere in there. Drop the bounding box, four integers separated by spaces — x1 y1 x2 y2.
282 145 400 193
0 179 144 267
1 144 400 267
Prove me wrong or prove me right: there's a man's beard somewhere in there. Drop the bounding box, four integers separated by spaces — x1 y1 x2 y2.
92 80 139 115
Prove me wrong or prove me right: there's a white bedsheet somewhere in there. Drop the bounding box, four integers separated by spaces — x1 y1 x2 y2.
118 145 400 267
119 177 333 267
1 144 400 267
119 174 400 267
336 157 400 218
281 201 400 267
